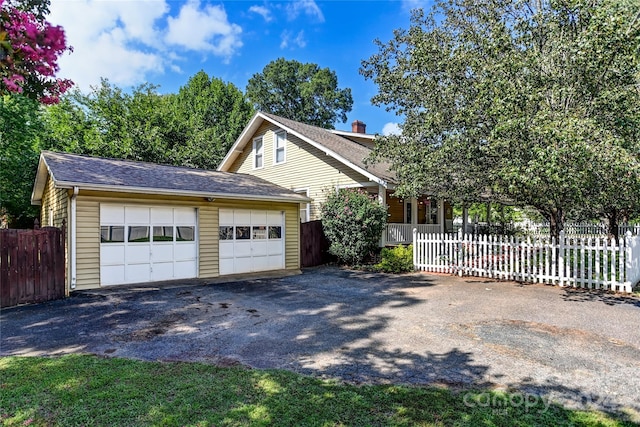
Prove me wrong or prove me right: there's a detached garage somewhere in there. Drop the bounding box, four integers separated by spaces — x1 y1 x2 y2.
31 151 310 292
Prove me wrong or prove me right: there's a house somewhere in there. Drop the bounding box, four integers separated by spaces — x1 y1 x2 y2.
31 151 310 292
217 112 453 244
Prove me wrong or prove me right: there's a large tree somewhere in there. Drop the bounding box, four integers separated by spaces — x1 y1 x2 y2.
361 0 640 240
0 94 42 227
168 70 253 169
246 58 353 129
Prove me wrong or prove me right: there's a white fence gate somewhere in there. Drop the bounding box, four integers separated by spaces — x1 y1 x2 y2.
413 230 640 293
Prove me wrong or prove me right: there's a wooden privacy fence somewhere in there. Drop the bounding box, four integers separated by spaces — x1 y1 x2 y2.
0 226 66 308
413 230 640 293
300 220 331 267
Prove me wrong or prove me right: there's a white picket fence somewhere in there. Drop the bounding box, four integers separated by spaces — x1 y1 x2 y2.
525 222 640 237
413 230 640 293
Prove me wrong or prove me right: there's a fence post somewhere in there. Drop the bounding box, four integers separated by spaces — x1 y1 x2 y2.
413 228 417 270
625 231 639 292
558 231 565 286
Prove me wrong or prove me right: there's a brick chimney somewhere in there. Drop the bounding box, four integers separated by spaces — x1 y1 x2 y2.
351 120 366 134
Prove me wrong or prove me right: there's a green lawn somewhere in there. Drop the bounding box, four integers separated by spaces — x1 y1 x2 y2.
0 355 634 426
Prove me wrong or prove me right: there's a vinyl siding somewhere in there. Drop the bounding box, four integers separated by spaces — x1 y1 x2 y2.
229 122 373 220
40 176 68 228
76 199 99 290
72 190 300 289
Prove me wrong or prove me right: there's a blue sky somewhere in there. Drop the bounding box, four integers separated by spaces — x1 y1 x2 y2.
48 0 433 135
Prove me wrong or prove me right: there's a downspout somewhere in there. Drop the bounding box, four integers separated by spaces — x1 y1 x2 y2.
70 186 78 290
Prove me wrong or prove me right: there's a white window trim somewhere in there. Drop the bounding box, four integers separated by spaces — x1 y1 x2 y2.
293 187 310 222
273 130 287 165
253 136 264 170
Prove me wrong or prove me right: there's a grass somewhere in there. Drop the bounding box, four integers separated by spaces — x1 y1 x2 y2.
0 355 635 427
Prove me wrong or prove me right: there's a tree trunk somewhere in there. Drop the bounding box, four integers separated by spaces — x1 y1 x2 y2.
605 209 619 244
548 208 564 242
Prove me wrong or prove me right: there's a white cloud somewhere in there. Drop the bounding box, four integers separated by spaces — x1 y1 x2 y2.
382 122 401 136
166 1 242 56
402 0 433 12
249 5 273 22
47 0 243 91
280 30 306 49
286 0 324 22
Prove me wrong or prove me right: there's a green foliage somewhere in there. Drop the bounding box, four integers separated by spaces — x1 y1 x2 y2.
246 57 353 128
376 244 414 273
0 355 632 426
0 94 42 227
167 70 254 169
321 188 387 265
39 73 253 170
361 0 640 241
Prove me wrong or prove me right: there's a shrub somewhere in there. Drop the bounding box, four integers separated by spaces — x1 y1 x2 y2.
376 244 414 273
321 188 387 265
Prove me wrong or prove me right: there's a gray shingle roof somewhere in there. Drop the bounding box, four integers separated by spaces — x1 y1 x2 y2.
38 151 310 202
259 112 396 184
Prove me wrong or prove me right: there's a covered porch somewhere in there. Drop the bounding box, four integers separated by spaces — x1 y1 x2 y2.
375 186 453 245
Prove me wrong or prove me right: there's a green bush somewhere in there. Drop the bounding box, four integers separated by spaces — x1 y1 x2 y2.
321 188 387 265
376 244 414 273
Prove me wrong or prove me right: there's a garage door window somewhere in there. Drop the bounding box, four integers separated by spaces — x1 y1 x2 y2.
176 226 195 241
236 226 250 240
252 226 267 239
219 226 234 240
269 226 282 239
153 226 173 241
128 226 150 242
101 226 124 243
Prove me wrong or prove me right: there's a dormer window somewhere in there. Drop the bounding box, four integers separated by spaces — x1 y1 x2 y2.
253 136 264 169
274 130 286 164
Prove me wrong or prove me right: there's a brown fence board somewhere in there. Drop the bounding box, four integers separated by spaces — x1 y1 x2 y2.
0 227 66 308
300 220 331 268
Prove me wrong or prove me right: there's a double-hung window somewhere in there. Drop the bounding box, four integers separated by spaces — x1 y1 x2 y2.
274 130 286 164
253 137 264 169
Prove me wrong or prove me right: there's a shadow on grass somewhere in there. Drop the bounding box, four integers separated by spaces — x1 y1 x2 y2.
0 355 635 427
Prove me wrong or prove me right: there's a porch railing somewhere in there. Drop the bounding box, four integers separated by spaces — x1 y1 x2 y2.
386 223 440 245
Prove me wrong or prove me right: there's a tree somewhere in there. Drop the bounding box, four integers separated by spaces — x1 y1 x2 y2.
321 188 387 265
0 93 42 227
246 58 353 129
361 0 640 241
168 70 253 169
40 73 253 170
0 0 73 103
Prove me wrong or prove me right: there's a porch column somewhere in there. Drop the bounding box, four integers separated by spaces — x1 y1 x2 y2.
411 198 418 226
378 185 387 247
439 198 445 233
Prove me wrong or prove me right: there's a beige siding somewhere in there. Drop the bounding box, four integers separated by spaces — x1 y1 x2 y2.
229 122 372 220
198 204 218 278
71 190 300 289
75 199 99 290
40 177 68 228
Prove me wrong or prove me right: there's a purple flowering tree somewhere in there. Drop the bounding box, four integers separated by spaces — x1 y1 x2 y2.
0 0 72 103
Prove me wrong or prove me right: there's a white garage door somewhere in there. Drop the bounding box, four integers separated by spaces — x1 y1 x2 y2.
219 209 284 275
100 205 198 285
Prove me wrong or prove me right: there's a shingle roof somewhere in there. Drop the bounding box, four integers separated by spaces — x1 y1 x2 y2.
259 112 396 184
33 151 310 203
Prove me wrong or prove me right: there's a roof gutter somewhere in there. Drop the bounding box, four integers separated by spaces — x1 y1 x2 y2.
52 181 312 203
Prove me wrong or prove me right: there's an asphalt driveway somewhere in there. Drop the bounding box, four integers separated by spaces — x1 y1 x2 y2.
1 266 639 415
